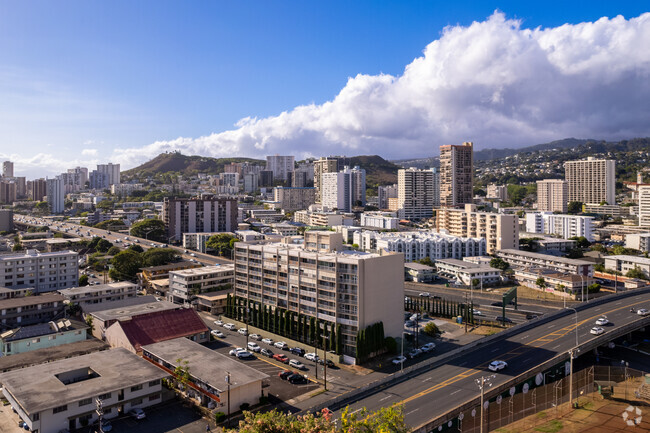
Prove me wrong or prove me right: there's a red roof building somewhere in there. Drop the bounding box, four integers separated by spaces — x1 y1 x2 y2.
104 308 209 353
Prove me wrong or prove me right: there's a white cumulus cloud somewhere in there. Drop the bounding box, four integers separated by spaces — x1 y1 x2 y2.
112 11 650 168
81 148 98 156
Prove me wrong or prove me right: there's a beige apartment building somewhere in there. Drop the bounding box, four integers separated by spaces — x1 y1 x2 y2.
233 233 404 360
435 204 519 254
273 187 316 212
536 179 568 213
564 157 616 205
314 157 340 203
440 141 473 207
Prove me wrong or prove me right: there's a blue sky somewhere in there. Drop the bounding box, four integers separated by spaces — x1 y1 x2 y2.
1 1 649 177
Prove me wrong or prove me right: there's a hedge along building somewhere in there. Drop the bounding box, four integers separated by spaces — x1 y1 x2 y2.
231 231 404 363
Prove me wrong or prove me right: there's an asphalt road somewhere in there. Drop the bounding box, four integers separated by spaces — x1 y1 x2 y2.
334 291 650 430
13 214 231 266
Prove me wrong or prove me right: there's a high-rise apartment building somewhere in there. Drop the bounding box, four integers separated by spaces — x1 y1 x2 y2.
431 167 441 207
525 212 595 242
2 161 14 178
378 184 398 210
397 168 434 220
96 163 121 186
564 157 615 205
440 141 473 207
0 181 16 204
435 204 519 254
243 173 259 193
46 176 65 214
537 179 568 213
259 170 274 188
28 178 47 201
233 233 403 358
265 155 295 182
273 187 316 212
0 249 79 293
314 157 341 203
89 170 109 190
163 196 238 241
321 166 365 212
638 185 650 228
486 184 508 201
14 176 26 198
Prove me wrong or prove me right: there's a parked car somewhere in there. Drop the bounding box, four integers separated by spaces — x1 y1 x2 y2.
488 360 508 372
491 302 504 307
223 323 236 330
238 328 249 336
288 373 309 384
99 420 112 432
236 350 254 359
247 342 261 353
290 347 305 357
404 320 415 327
473 309 484 316
128 408 146 420
278 370 293 380
214 320 224 326
526 314 538 320
274 341 289 350
410 313 421 321
590 326 605 335
273 354 289 363
210 330 225 338
304 352 319 362
420 342 436 353
495 316 513 324
318 358 336 368
408 348 422 359
249 333 262 341
262 338 274 345
229 347 246 356
289 359 306 369
392 355 407 366
261 348 274 357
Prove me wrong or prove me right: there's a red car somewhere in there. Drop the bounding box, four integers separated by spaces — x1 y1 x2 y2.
273 354 289 363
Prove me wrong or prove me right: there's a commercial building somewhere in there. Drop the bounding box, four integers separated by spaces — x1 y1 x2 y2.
96 162 121 186
0 249 78 293
435 204 519 254
259 170 274 188
233 238 404 360
360 211 399 230
397 168 435 220
536 179 568 213
58 282 138 307
353 230 486 262
0 208 13 232
525 212 595 242
0 348 167 433
487 184 508 201
435 258 501 286
104 308 209 354
235 230 265 242
46 176 65 214
378 184 398 210
564 157 616 205
0 339 109 374
603 255 650 279
143 338 268 411
0 319 88 356
0 293 65 328
182 232 222 253
440 141 473 207
168 264 234 305
265 155 294 182
273 187 316 212
321 166 366 212
497 249 593 276
163 196 238 241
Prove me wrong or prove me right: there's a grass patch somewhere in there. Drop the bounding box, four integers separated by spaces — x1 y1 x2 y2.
536 411 548 419
535 420 563 433
576 398 594 410
309 388 327 398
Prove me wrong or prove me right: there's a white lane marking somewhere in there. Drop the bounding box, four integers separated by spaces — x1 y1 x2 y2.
595 308 601 311
379 395 392 402
491 348 500 353
553 343 562 349
406 408 420 416
423 376 433 382
351 408 363 414
548 324 556 328
451 389 462 395
523 357 532 363
521 335 530 340
616 302 622 305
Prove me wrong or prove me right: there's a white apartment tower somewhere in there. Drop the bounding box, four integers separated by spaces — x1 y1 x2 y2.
96 163 121 186
46 176 65 214
321 166 365 212
638 185 650 228
397 168 434 220
265 155 295 182
564 157 615 205
537 179 568 213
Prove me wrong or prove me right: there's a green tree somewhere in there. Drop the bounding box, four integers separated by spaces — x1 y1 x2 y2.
78 275 89 286
594 263 605 272
142 248 178 267
536 277 547 290
490 257 510 271
567 201 583 214
94 219 124 230
128 244 144 253
109 249 143 281
206 233 238 257
107 246 121 256
569 236 591 248
625 267 647 280
96 238 113 253
587 283 601 293
129 219 166 242
174 358 191 390
96 200 114 212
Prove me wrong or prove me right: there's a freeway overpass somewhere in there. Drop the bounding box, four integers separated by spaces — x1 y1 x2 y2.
314 289 650 430
12 214 232 266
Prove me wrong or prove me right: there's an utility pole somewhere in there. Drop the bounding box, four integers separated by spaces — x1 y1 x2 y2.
476 375 495 433
464 291 468 333
568 349 574 408
225 371 231 426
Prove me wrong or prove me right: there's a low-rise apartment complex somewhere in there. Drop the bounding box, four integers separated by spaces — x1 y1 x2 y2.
168 264 234 305
58 282 138 307
0 293 65 329
0 249 79 293
0 319 87 356
497 249 593 276
603 255 650 279
360 211 399 230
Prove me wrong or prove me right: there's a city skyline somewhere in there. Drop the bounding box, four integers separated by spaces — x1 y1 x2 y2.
1 2 650 179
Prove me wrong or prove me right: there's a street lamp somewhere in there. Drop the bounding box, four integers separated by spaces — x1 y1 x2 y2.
475 374 496 433
565 307 579 348
400 331 409 373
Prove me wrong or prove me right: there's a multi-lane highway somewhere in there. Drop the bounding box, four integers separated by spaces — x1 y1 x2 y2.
13 214 232 266
331 290 650 429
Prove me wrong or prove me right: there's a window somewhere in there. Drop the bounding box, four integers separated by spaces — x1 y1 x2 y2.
131 398 143 405
79 398 92 407
98 392 111 400
148 379 161 387
32 413 39 421
130 384 143 392
53 404 67 414
149 394 160 401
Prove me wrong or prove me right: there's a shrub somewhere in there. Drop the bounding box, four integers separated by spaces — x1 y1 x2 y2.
384 336 398 354
240 403 250 411
259 395 269 405
423 322 439 337
214 411 226 423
